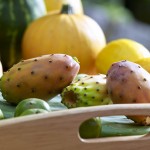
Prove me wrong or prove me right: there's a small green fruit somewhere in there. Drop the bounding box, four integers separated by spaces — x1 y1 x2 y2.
79 117 102 139
20 108 49 116
14 98 51 117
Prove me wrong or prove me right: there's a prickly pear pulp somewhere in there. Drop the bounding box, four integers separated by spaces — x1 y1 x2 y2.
79 117 102 139
96 39 150 74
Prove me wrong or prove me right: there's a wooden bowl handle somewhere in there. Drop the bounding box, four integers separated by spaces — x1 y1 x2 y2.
0 104 150 150
73 104 150 143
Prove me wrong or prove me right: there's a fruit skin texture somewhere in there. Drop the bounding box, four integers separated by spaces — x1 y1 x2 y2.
135 57 150 73
0 54 80 105
73 74 87 81
14 98 51 117
79 117 101 139
61 74 112 108
0 0 46 71
20 108 49 117
44 0 83 14
96 39 150 74
22 4 106 74
106 60 150 125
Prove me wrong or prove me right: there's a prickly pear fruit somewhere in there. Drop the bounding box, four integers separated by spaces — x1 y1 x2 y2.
61 74 112 108
14 98 51 117
135 57 150 73
73 74 87 81
20 108 49 117
106 60 150 125
79 117 102 139
0 54 80 104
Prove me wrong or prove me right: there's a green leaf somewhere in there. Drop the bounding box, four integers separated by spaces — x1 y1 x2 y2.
0 93 15 118
47 95 67 111
101 116 150 137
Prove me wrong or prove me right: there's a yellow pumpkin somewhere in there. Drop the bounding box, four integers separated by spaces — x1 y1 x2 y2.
22 4 106 74
44 0 84 14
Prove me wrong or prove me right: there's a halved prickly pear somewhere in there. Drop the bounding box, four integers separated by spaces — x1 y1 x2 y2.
61 74 112 108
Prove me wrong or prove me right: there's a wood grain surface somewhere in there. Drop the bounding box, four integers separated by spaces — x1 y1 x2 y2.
0 104 150 150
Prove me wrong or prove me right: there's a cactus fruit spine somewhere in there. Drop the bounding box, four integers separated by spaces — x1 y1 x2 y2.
106 60 150 125
0 54 80 104
61 74 112 108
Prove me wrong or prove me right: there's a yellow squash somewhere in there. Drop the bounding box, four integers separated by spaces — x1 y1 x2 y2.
22 4 106 74
44 0 83 14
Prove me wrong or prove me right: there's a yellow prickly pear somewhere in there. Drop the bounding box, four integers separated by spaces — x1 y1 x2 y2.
0 54 80 104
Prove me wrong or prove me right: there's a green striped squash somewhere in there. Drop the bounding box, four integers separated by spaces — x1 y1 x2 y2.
0 0 46 71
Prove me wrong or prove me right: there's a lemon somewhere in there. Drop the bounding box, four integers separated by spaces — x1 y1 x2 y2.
79 117 101 139
135 57 150 73
96 39 150 74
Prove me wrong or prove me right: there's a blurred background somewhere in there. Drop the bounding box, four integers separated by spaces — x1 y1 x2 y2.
82 0 150 50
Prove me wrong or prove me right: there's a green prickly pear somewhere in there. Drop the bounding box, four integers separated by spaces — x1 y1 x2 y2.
14 98 51 117
61 74 112 108
0 54 80 104
106 60 150 125
20 109 49 116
